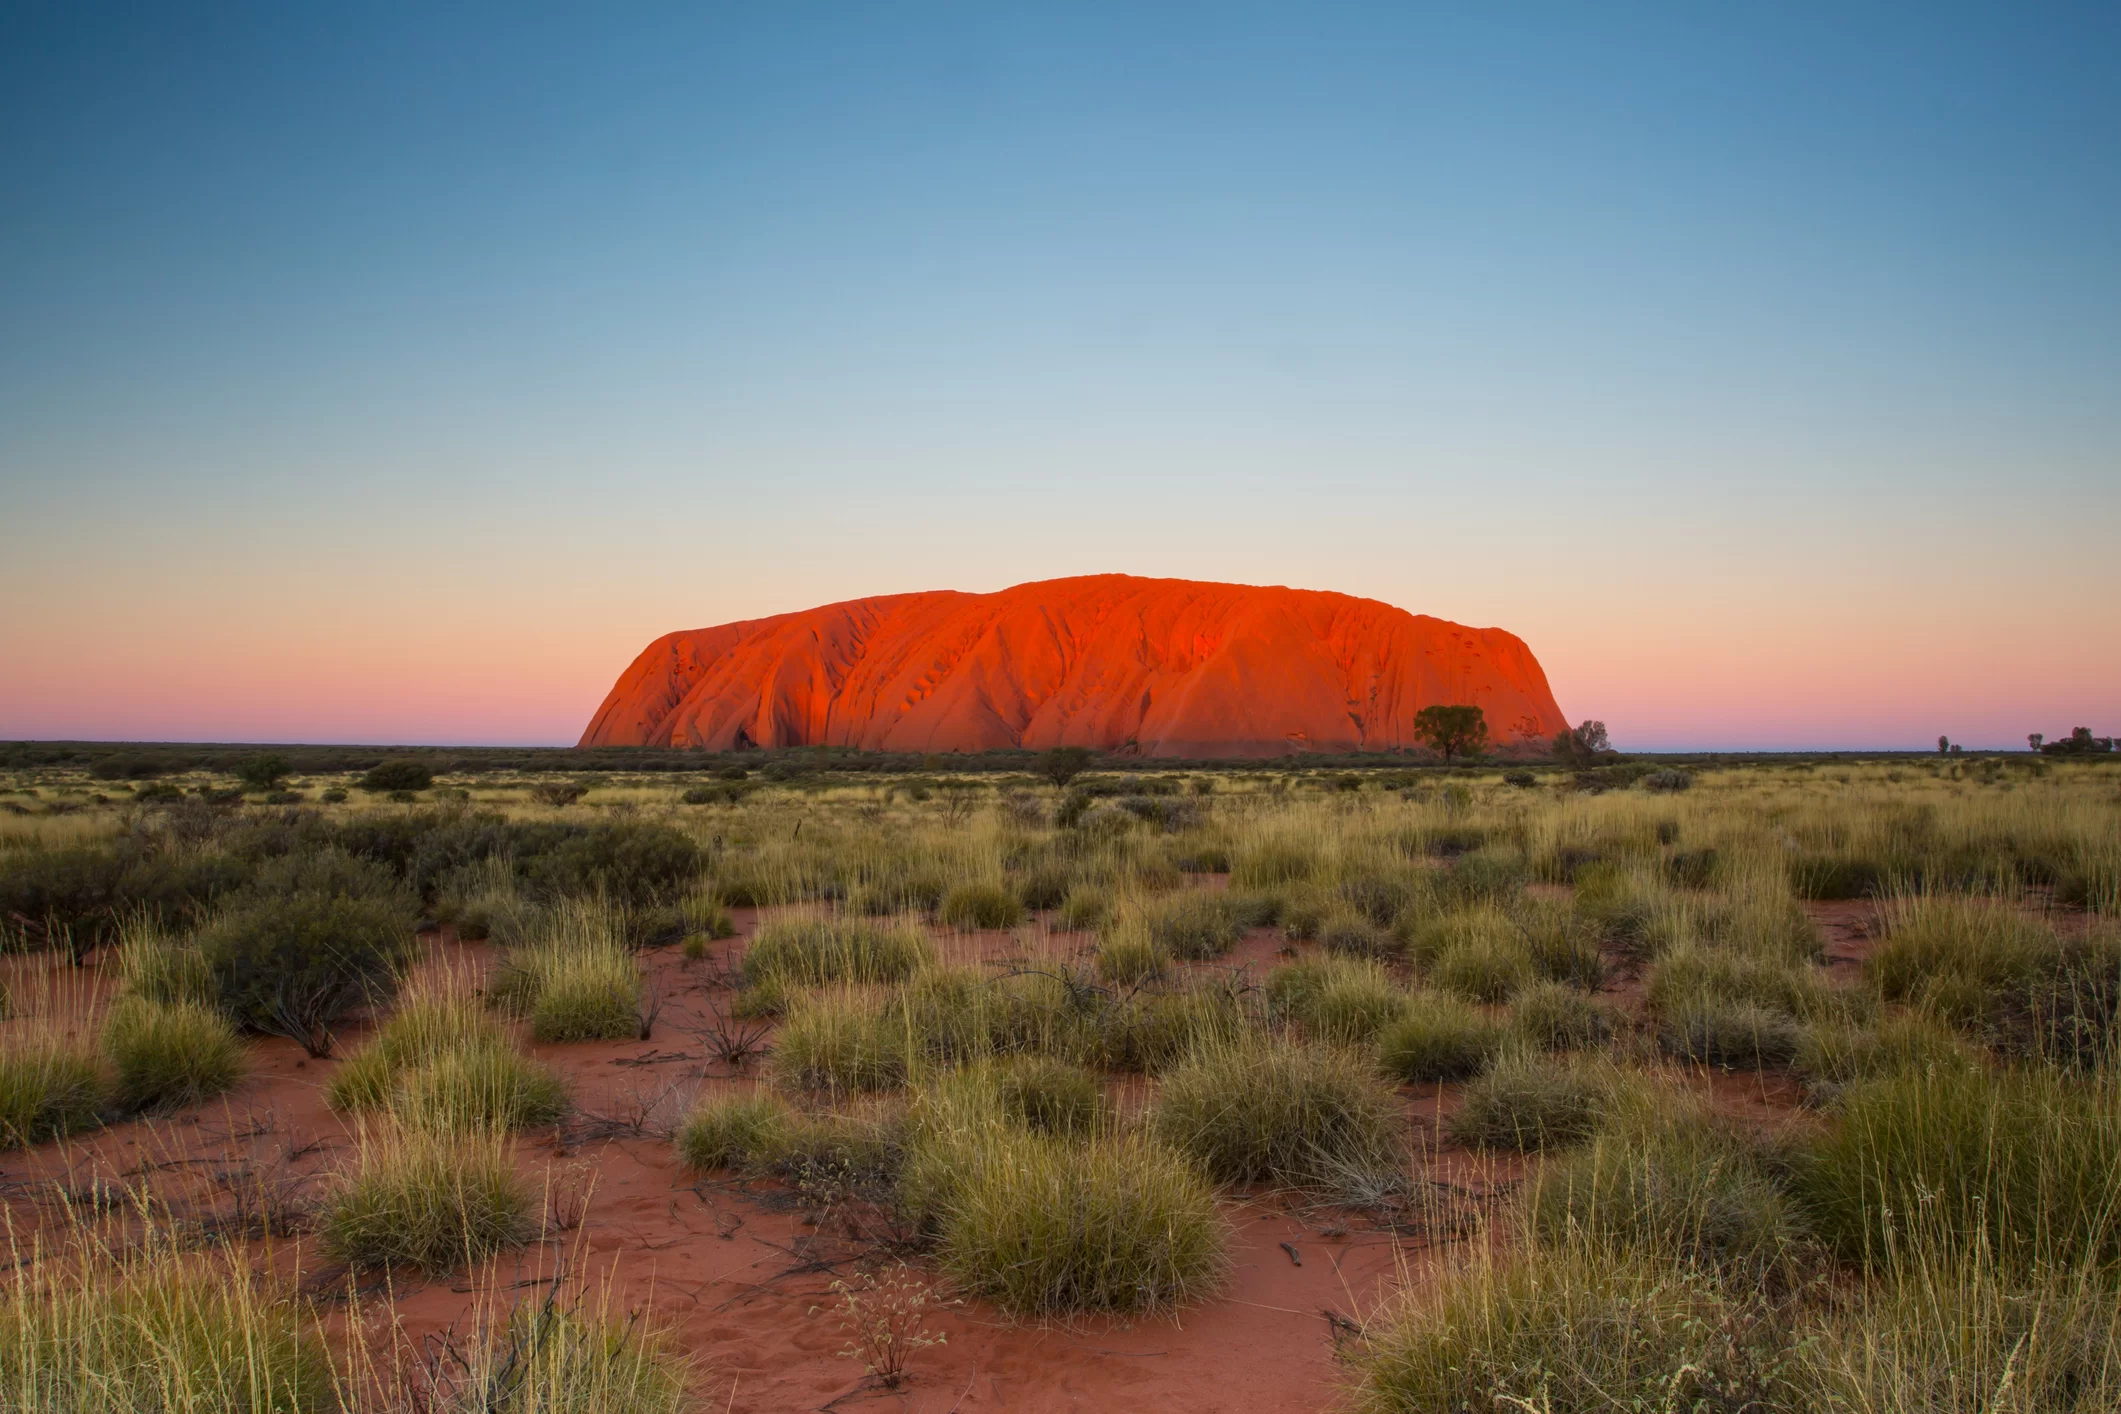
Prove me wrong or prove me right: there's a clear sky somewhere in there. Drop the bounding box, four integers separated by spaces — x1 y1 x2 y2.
3 4 2116 750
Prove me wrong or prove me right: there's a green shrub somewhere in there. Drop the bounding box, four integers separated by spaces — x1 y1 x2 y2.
1352 1243 1790 1414
1509 981 1613 1052
100 996 247 1113
1447 1053 1603 1153
358 759 433 793
523 822 703 909
1155 1036 1403 1188
926 1128 1227 1316
939 881 1025 930
320 1126 532 1273
0 1039 106 1148
1798 1065 2121 1274
675 1091 789 1171
741 917 932 989
197 891 414 1056
1376 994 1504 1083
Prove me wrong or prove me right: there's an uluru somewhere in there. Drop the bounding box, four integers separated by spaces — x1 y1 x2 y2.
581 575 1567 758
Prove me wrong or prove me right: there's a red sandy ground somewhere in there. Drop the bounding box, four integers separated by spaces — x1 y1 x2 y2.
0 893 1930 1413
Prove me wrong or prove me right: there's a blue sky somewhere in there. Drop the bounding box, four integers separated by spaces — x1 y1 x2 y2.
3 4 2117 747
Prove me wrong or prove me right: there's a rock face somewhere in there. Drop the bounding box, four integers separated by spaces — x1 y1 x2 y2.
580 575 1567 758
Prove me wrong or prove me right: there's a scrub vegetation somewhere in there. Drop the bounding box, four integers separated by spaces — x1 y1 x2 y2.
0 744 2117 1408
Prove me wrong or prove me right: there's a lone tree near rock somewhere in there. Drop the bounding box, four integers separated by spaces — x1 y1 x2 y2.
1037 746 1096 791
1413 705 1488 762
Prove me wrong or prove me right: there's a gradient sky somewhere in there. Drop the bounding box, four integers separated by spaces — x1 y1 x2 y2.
3 4 2117 750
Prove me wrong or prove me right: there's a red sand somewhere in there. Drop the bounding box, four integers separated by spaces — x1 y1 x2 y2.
580 574 1569 758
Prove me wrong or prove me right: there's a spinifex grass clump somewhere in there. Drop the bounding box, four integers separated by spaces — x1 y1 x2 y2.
675 1090 790 1171
938 881 1025 930
110 914 216 1008
1351 1240 1791 1414
1376 993 1504 1083
392 1044 569 1133
439 1301 691 1414
1408 907 1536 1003
1136 890 1247 960
771 990 910 1095
0 1221 334 1414
321 1124 533 1273
741 917 933 989
1267 955 1406 1044
1446 1051 1605 1153
1154 1035 1403 1189
1094 924 1168 984
1798 1063 2121 1275
488 902 643 1043
0 1036 105 1148
912 1100 1228 1317
1525 1098 1804 1278
1508 980 1612 1053
100 995 247 1112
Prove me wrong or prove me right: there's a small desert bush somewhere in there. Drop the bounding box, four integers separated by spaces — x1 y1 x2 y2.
675 1090 790 1172
1267 955 1406 1044
321 1125 533 1273
0 1224 334 1414
1139 891 1245 960
1446 1052 1604 1153
771 992 909 1095
197 889 414 1056
1508 980 1612 1052
925 1127 1227 1316
938 881 1024 930
1155 1036 1403 1188
1869 894 2055 1020
1351 1241 1791 1413
1376 993 1504 1083
1797 1063 2121 1275
741 917 932 989
100 995 246 1112
0 1037 106 1148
